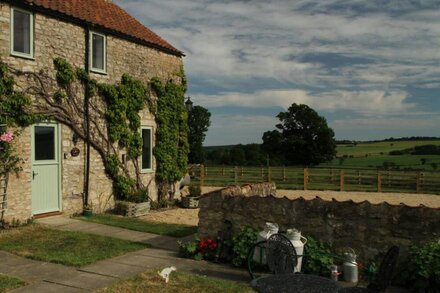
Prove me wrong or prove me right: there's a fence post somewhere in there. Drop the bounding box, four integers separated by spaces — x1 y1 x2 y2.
416 172 421 193
283 167 286 181
261 167 264 178
303 168 308 190
241 167 244 178
357 170 361 185
234 166 238 184
200 165 205 187
205 166 208 176
340 169 344 191
268 167 272 183
377 172 382 192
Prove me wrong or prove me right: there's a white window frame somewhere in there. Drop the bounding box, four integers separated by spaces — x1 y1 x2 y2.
89 31 107 73
141 126 153 173
10 7 34 59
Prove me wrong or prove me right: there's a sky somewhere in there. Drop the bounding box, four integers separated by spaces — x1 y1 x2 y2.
114 0 440 146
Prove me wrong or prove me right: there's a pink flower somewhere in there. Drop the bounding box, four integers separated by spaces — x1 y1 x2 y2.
0 132 14 142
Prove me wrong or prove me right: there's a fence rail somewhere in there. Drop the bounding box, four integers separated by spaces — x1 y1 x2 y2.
189 165 440 195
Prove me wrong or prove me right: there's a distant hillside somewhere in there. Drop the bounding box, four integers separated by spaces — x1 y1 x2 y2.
204 145 236 151
204 138 440 171
336 137 440 144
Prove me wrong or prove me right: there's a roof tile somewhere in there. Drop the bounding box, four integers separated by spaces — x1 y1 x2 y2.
23 0 182 56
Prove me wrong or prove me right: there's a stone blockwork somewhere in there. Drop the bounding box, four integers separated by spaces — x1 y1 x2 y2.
198 183 440 259
0 2 182 222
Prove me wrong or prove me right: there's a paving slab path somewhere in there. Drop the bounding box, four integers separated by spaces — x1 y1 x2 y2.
0 216 249 292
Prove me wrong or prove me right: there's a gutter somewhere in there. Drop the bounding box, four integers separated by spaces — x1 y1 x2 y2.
84 27 91 208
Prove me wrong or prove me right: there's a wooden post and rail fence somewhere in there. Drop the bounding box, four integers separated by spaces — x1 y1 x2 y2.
189 165 440 195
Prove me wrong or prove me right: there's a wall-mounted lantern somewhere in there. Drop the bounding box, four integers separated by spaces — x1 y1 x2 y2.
185 97 193 112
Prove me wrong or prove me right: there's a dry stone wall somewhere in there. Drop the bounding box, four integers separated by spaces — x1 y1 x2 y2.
198 183 440 259
0 2 182 221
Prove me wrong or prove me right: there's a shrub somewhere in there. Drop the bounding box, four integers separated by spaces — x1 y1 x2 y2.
389 150 405 156
412 145 440 155
398 239 440 292
227 226 259 267
188 185 201 197
178 240 201 260
126 188 149 203
150 198 173 210
302 236 334 276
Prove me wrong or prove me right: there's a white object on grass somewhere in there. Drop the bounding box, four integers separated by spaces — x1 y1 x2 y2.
158 266 176 283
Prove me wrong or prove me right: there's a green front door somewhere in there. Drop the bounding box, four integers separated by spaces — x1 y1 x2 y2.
31 123 60 215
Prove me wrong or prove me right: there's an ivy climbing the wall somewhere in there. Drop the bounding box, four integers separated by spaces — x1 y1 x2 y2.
151 66 189 200
52 58 154 202
3 57 188 205
0 61 39 173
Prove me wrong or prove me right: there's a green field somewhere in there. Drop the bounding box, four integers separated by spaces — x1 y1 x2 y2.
323 140 440 171
335 140 440 157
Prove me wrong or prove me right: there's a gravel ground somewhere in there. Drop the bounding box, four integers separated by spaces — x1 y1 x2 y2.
141 187 439 226
202 186 440 208
140 208 200 226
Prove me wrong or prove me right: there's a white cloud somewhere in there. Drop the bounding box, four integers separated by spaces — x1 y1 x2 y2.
197 89 415 116
114 0 440 143
116 0 440 91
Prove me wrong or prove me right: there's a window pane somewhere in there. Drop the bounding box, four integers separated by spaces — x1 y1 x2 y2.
142 129 151 170
35 126 55 161
92 34 105 70
13 10 31 54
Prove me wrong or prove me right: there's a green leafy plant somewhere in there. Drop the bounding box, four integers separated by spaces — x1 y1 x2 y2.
125 188 149 203
177 238 218 261
0 62 40 175
151 69 189 201
398 239 440 292
228 226 258 267
302 236 334 276
150 198 173 210
188 184 201 197
3 57 189 209
178 240 203 260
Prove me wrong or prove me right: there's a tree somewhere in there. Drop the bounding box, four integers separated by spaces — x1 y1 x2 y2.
262 103 336 166
188 105 211 164
230 145 246 165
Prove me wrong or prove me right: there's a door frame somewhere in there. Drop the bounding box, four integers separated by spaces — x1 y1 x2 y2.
31 122 62 215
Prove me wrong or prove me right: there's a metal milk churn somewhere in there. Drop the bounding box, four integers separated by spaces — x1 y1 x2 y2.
343 248 358 283
253 222 279 264
286 229 307 273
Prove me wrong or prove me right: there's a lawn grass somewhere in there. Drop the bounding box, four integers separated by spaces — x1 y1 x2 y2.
77 214 198 238
0 225 148 267
0 274 25 292
96 269 254 293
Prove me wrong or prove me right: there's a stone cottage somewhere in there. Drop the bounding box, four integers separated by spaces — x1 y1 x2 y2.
0 0 184 222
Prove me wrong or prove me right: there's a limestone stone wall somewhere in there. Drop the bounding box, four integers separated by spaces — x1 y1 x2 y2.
198 183 440 259
0 2 182 221
3 128 32 222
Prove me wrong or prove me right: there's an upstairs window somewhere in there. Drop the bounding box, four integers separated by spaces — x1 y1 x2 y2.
11 8 34 58
141 127 152 172
90 32 106 73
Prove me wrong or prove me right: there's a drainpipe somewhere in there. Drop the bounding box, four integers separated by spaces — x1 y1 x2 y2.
84 27 91 208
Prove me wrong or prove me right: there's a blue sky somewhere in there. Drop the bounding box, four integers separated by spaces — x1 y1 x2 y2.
114 0 440 146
